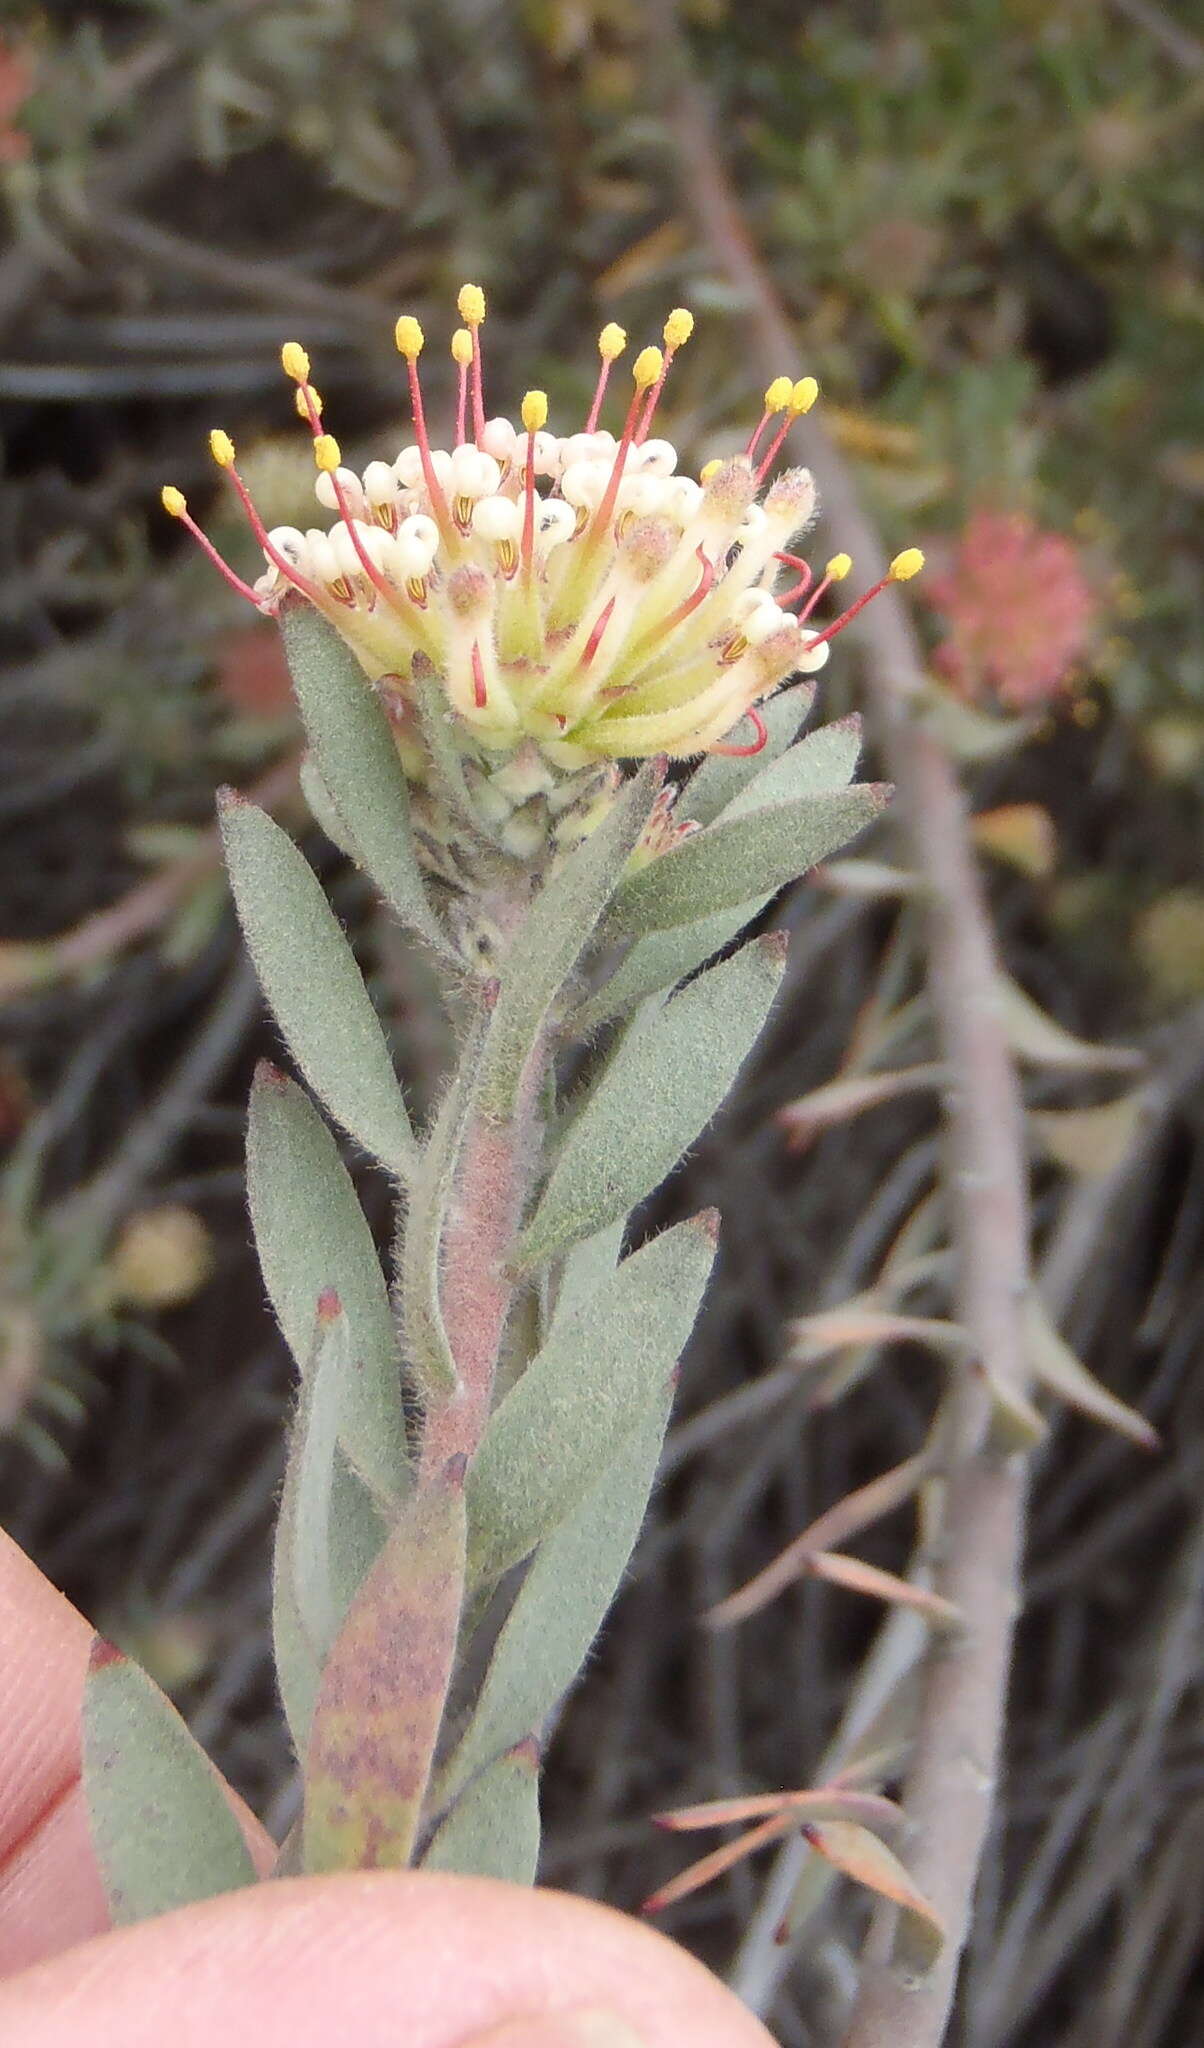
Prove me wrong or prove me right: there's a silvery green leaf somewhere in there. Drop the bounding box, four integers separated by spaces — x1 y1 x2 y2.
442 1389 671 1805
543 1215 625 1348
281 605 447 951
398 996 492 1403
478 759 664 1115
682 680 816 826
275 1444 386 1756
607 784 889 936
82 1640 257 1926
517 935 786 1271
718 713 863 820
421 1746 540 1884
298 754 358 862
247 1064 408 1507
572 902 756 1033
468 1213 714 1586
576 717 865 1028
221 796 416 1175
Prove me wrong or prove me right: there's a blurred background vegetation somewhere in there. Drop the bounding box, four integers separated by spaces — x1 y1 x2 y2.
1 4 1202 2043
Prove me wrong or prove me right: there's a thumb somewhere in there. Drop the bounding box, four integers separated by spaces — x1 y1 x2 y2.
0 1870 775 2048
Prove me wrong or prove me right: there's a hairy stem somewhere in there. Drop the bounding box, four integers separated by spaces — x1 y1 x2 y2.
648 9 1033 2038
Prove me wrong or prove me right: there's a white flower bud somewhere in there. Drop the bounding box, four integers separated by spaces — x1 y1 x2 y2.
394 513 439 579
662 477 703 525
480 416 518 463
314 466 365 514
362 459 399 510
796 629 831 674
561 458 611 511
449 445 502 500
472 494 523 544
536 500 576 551
630 438 677 477
265 526 310 569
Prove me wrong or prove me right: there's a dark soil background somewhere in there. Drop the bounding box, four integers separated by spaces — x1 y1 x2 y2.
1 5 1203 2043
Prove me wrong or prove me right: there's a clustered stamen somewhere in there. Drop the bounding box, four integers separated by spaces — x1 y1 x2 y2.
161 291 924 766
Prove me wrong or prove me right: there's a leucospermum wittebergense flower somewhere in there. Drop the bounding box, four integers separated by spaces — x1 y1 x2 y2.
165 290 922 771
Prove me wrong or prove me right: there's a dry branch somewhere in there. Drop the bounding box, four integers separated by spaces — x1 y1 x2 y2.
648 9 1033 2038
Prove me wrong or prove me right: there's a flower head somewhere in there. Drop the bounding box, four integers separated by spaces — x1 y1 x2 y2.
924 510 1097 711
165 294 922 770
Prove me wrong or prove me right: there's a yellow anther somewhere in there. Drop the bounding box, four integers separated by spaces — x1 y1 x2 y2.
280 341 310 383
699 458 723 483
825 552 853 581
209 429 236 469
457 283 486 327
295 384 322 419
663 307 694 350
889 546 925 582
598 321 627 361
521 389 549 434
789 376 819 415
633 345 664 390
394 315 425 359
314 433 342 472
451 327 474 366
764 375 794 412
161 485 187 518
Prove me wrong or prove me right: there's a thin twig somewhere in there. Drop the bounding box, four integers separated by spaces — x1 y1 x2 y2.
648 11 1032 2038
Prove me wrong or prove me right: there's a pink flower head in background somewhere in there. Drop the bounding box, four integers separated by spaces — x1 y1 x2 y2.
924 510 1098 711
0 38 34 165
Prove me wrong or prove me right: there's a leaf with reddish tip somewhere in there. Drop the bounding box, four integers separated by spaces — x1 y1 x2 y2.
706 1450 931 1627
800 1819 944 1971
654 1786 901 1834
302 1459 467 1873
643 1812 794 1915
247 1065 408 1509
517 935 786 1272
1026 1294 1158 1450
606 784 890 936
421 1743 541 1884
82 1639 257 1926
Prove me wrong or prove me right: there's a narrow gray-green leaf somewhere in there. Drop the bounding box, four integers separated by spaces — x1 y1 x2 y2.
682 681 816 826
413 670 503 849
468 1214 714 1586
573 902 758 1032
82 1639 257 1926
421 1746 540 1885
398 996 492 1403
281 605 446 949
543 1215 625 1349
298 753 360 861
518 935 786 1271
247 1064 408 1506
718 713 862 821
221 795 416 1173
283 1294 347 1655
478 759 664 1114
274 1445 387 1756
607 784 889 936
444 1389 671 1804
